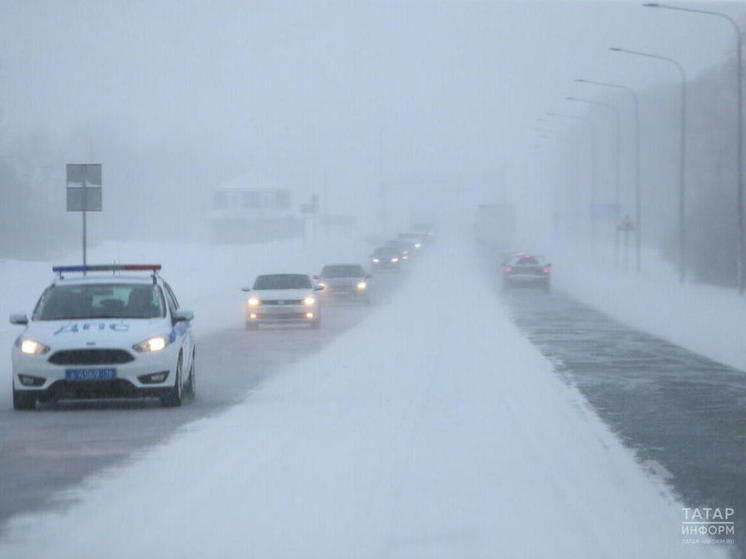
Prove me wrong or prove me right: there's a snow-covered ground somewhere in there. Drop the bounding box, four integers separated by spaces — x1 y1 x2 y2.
550 240 746 372
0 238 725 558
0 235 372 404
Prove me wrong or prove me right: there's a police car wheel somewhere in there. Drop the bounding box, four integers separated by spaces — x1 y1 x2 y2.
184 352 196 399
13 389 36 410
161 354 183 407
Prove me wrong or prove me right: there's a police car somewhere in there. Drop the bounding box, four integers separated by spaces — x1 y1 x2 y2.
9 264 195 410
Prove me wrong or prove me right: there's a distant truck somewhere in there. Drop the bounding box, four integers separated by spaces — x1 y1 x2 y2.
475 203 516 257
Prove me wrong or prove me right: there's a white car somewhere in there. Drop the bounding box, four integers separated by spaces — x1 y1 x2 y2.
243 273 323 329
9 264 196 410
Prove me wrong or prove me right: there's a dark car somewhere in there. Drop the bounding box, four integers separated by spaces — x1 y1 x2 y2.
383 240 414 261
397 232 426 250
413 222 437 241
502 253 551 290
318 264 371 303
370 247 403 272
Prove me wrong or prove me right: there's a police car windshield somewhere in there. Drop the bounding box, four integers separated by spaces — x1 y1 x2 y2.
321 265 365 278
253 274 312 290
33 284 165 320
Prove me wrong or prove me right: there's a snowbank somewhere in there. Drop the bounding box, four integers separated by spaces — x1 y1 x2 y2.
0 239 725 558
551 241 746 372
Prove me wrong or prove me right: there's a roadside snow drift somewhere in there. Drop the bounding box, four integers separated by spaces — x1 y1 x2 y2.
551 241 746 373
0 238 725 558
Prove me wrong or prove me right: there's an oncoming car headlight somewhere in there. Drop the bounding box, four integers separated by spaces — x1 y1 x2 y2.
391 257 399 263
248 297 261 306
372 258 380 263
133 336 168 353
18 338 50 355
303 296 316 306
356 281 367 290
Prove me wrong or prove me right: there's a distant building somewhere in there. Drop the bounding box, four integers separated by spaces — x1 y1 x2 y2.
208 173 304 243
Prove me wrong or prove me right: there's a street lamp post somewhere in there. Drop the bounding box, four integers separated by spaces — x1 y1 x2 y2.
644 3 744 292
567 96 622 265
576 79 642 273
611 46 687 283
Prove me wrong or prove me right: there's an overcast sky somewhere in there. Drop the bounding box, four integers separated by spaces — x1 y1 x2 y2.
1 0 743 223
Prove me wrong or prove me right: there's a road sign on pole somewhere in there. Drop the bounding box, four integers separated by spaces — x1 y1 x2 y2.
66 164 103 271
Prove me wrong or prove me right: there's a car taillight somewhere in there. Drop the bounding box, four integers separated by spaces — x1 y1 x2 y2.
503 266 513 273
543 267 550 274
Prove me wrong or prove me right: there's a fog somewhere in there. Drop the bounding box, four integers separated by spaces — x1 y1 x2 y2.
4 3 746 556
1 0 742 266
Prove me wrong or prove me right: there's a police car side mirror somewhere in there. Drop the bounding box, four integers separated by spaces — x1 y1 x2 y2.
9 313 28 325
173 310 194 323
241 287 251 292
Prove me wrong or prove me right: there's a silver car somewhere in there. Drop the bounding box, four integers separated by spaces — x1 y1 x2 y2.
242 274 324 329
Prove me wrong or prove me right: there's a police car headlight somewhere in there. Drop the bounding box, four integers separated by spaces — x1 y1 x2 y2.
303 296 316 306
18 338 50 355
248 297 261 306
133 336 168 352
356 281 367 290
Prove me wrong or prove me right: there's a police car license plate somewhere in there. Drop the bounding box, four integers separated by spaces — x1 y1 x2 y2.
65 368 117 381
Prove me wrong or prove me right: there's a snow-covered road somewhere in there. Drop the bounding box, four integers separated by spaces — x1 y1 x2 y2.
0 238 725 558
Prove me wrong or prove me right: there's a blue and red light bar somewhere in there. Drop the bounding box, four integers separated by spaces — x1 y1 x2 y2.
53 264 162 273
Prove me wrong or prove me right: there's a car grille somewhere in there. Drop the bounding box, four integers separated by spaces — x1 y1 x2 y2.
262 299 303 305
48 349 135 365
256 313 310 320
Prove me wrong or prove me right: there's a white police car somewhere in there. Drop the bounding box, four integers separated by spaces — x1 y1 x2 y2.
9 264 195 410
